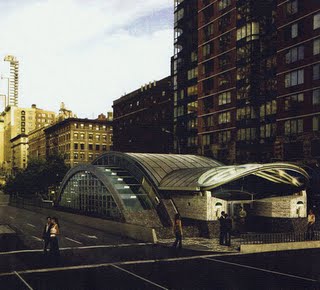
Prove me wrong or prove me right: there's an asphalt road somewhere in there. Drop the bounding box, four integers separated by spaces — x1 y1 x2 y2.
0 205 320 290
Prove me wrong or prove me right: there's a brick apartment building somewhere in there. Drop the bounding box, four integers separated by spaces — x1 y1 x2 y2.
113 76 173 153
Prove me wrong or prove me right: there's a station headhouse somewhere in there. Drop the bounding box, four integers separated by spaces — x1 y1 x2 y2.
57 152 309 237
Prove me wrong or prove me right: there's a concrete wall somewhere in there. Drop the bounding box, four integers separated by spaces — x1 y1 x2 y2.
241 241 320 254
10 203 157 243
252 191 307 218
173 193 227 221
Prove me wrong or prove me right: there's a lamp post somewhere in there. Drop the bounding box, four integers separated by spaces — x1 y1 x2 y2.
162 128 181 154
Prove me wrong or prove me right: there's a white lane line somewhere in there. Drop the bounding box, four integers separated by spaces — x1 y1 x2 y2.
65 237 83 245
31 236 43 242
81 233 98 239
14 271 34 290
9 216 14 219
112 264 168 290
0 253 238 277
26 223 36 228
0 242 154 255
204 257 318 283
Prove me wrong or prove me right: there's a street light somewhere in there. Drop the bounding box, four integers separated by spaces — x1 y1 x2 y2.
162 128 181 154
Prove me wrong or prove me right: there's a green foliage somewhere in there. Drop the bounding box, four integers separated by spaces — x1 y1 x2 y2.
4 153 70 197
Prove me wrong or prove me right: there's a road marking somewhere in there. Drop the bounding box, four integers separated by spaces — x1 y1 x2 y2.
0 242 154 255
112 265 168 290
31 236 43 242
81 233 98 239
0 253 238 277
14 271 34 290
26 223 36 228
204 257 318 282
65 237 83 245
9 216 14 219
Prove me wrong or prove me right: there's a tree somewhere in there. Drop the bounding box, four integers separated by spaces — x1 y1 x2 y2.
4 153 70 197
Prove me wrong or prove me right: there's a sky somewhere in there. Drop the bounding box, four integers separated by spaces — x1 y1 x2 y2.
0 0 173 118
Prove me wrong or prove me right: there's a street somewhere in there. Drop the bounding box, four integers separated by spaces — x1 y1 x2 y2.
0 205 320 290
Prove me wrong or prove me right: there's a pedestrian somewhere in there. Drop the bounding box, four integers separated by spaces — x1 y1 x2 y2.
42 216 52 254
172 213 183 249
238 206 247 233
219 211 226 245
225 213 232 246
307 209 316 240
49 217 60 264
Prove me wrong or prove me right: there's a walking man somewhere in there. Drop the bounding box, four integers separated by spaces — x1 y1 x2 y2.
307 209 316 240
225 213 232 246
42 216 52 254
219 211 226 245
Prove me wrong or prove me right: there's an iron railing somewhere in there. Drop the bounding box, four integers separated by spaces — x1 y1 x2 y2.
239 231 320 245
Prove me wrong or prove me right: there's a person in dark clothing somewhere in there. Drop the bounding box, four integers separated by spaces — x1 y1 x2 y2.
225 214 233 246
172 213 183 249
49 217 60 264
42 216 52 254
219 211 226 245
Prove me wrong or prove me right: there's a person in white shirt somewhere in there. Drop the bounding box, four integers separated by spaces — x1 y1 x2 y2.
49 217 60 263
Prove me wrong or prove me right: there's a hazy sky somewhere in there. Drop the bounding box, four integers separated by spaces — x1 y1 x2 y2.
0 0 173 118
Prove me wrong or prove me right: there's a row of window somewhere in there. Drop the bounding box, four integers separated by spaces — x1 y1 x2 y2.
74 143 109 151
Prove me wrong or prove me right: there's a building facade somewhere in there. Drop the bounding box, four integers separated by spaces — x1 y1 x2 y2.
197 0 277 164
173 0 199 154
113 77 173 153
44 115 113 167
4 55 19 107
10 134 28 171
275 1 320 166
1 105 56 173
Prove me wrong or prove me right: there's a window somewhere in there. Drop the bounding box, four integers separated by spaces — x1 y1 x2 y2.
314 13 320 30
187 101 198 114
219 33 231 50
291 23 298 38
313 116 320 131
218 130 231 144
219 54 230 69
202 43 213 58
80 144 85 150
203 79 213 95
313 89 320 105
102 145 107 151
236 22 259 41
314 39 320 55
202 134 211 146
284 93 304 111
237 106 256 120
284 119 303 135
285 46 304 64
205 115 214 127
88 144 93 150
284 69 304 87
204 23 214 40
237 128 256 141
95 144 100 151
74 133 78 139
187 68 198 80
286 0 298 15
313 64 320 80
202 60 214 76
74 153 78 159
74 143 78 150
219 13 231 31
187 85 198 96
88 134 93 140
218 112 231 124
260 123 276 139
218 91 231 105
218 0 231 11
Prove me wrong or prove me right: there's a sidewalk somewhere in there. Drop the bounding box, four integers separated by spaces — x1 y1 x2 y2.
157 237 240 253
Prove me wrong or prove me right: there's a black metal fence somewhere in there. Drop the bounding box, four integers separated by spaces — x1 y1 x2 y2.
239 231 320 245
